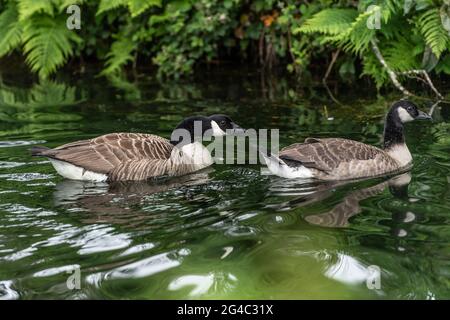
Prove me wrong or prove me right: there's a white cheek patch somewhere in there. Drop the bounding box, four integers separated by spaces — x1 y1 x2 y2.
397 108 414 123
211 120 226 136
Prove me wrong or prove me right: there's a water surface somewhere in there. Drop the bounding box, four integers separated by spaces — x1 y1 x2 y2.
0 72 449 299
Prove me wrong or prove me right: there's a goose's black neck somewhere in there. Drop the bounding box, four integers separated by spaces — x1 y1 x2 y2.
383 108 405 150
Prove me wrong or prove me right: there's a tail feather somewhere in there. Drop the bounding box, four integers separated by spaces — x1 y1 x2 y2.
30 146 51 156
260 151 287 174
260 150 313 179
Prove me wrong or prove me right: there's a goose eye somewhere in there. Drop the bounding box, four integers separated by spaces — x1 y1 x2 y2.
220 120 226 126
407 106 413 112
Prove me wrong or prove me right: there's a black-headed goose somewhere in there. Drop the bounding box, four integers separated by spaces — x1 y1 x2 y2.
31 115 243 181
263 100 431 180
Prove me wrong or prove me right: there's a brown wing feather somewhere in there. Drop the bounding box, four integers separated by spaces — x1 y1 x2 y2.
279 138 399 179
39 133 174 176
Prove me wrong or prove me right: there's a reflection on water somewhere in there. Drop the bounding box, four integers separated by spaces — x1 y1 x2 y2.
0 72 449 299
53 169 213 225
272 173 412 228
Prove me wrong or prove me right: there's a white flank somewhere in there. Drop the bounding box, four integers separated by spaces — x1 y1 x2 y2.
179 141 214 168
49 159 108 182
210 120 226 136
397 107 414 123
262 154 313 179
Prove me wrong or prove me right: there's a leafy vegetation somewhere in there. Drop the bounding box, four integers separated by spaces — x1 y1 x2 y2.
297 0 450 89
0 0 449 91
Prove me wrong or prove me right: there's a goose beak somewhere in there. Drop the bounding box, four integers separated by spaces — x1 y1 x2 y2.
416 110 432 120
230 122 246 135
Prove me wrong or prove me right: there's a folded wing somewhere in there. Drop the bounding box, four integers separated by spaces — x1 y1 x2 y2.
37 133 174 176
279 138 398 177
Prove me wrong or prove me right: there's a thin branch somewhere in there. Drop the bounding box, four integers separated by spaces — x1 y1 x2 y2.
428 100 441 117
370 38 414 97
399 70 444 99
401 73 430 89
322 49 343 105
323 49 340 82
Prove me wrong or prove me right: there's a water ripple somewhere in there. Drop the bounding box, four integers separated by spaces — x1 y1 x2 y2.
0 281 19 300
0 140 46 148
0 173 54 181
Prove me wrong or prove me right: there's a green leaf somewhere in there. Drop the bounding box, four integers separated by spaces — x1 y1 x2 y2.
331 9 376 55
22 16 82 78
296 9 358 35
56 0 86 12
97 0 127 15
101 36 136 75
384 40 421 72
166 0 192 13
128 0 161 17
0 3 23 57
418 8 449 58
362 52 389 89
17 0 54 20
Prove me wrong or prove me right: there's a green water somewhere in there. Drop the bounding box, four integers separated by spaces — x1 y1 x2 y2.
0 72 449 299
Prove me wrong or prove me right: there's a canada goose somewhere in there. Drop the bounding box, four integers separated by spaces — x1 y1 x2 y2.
31 115 243 182
263 100 431 180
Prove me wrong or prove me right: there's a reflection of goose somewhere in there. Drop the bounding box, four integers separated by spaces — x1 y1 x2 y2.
271 173 411 228
53 169 212 223
263 101 431 180
307 173 411 228
32 115 243 181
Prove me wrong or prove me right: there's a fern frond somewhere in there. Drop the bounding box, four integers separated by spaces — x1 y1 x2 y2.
128 0 161 17
384 40 421 72
56 0 86 12
29 80 81 107
296 9 358 35
17 0 54 21
0 80 82 109
97 0 127 15
358 0 402 23
22 16 81 78
331 9 376 55
418 8 449 58
101 36 136 75
361 51 388 89
381 0 402 22
0 4 23 57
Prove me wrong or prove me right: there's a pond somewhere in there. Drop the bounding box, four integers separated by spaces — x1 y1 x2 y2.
0 70 449 299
